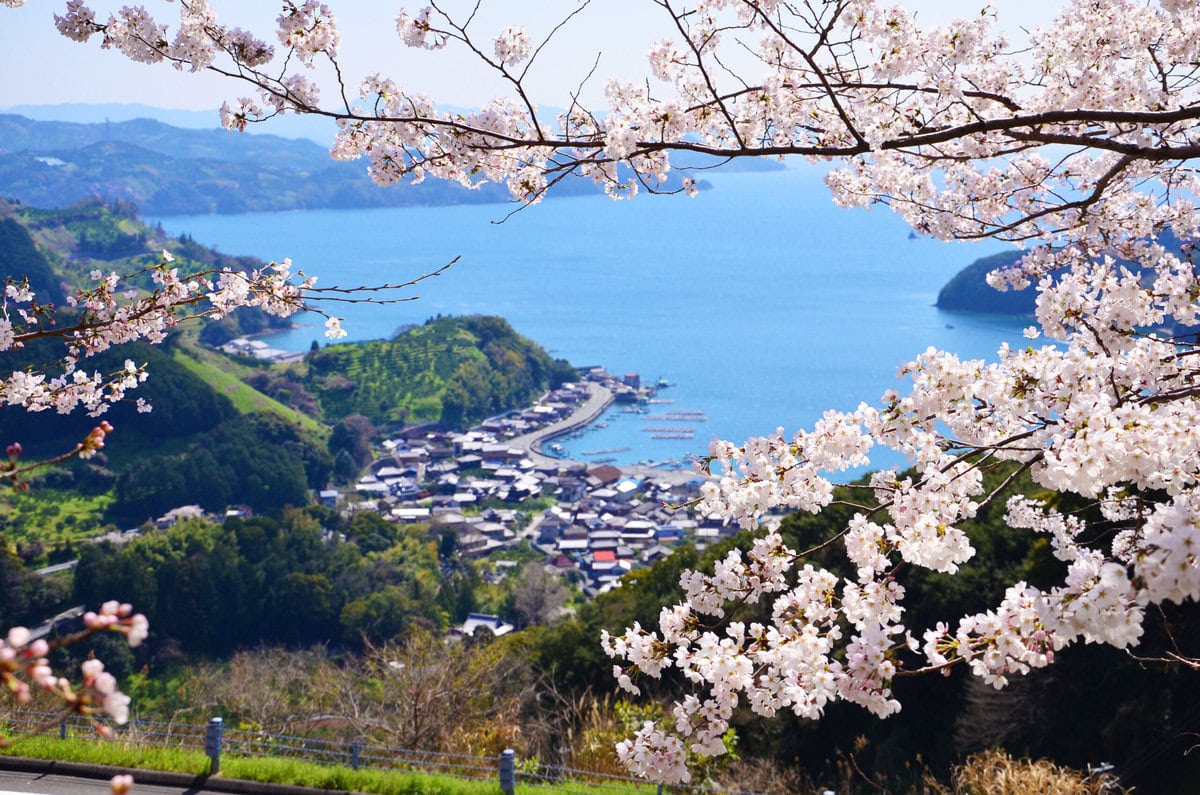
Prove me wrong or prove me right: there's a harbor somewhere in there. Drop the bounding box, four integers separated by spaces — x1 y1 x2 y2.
501 369 713 475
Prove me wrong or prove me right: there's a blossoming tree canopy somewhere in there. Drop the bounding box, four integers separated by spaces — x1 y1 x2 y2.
13 0 1200 783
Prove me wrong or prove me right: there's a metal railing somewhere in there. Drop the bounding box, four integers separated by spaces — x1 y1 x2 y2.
0 710 754 794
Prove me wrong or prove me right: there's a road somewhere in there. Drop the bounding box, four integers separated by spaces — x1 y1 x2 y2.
0 770 198 795
34 561 77 576
0 763 342 795
505 381 615 467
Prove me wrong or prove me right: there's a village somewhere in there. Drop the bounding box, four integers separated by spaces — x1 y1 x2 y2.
322 368 748 601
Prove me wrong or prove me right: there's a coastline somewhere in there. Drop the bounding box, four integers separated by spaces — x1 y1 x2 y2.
505 382 614 468
506 383 704 487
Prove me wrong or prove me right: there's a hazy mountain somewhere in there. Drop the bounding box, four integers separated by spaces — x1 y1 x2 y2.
0 107 779 216
0 113 522 215
1 102 335 143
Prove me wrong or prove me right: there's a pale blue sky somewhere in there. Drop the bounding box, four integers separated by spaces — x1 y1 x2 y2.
1 1 1063 118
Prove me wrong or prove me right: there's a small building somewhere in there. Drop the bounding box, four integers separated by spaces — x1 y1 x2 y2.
587 465 623 487
558 537 589 554
458 613 514 638
156 504 205 529
390 507 432 523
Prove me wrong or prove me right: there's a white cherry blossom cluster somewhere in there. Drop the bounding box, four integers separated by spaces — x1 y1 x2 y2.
276 0 339 65
80 658 131 726
0 627 55 705
2 252 320 421
493 26 531 68
615 721 689 784
84 600 150 649
55 1 339 121
395 7 446 50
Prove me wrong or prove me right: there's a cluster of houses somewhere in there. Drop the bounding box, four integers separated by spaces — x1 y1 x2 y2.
322 380 745 597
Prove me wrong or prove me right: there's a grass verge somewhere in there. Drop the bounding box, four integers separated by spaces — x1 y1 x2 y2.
0 735 208 774
222 756 501 794
0 736 661 794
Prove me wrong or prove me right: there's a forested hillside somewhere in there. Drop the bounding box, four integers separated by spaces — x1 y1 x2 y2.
0 114 747 216
937 232 1185 317
303 315 577 429
2 198 1192 791
54 465 1200 792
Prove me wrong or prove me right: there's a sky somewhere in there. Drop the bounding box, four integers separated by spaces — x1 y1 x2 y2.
0 0 1065 123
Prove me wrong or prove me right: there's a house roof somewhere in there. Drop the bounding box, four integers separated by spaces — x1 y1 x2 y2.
460 613 514 637
587 464 623 484
558 538 589 551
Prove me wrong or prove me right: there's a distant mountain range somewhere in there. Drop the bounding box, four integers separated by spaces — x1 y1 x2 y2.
1 102 336 143
0 112 521 215
0 105 782 217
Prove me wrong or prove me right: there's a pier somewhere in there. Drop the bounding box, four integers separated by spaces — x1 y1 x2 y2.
510 382 615 467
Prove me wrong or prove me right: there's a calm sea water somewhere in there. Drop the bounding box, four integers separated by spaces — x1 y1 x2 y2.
156 164 1026 472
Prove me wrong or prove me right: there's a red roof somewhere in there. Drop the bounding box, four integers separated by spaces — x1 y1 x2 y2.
593 550 616 562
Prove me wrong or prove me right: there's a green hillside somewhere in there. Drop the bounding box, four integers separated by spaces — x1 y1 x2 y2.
304 315 577 429
0 199 577 530
0 200 329 527
935 249 1032 315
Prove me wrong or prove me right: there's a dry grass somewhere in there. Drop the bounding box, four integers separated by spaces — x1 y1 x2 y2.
930 749 1128 795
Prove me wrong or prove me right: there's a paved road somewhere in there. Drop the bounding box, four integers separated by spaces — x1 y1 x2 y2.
505 382 707 486
506 381 615 467
34 561 77 576
0 762 343 795
0 769 201 795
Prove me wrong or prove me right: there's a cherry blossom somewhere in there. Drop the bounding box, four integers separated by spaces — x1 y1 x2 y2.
0 604 147 739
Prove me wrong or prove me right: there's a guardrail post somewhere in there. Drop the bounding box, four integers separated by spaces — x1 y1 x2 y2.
499 748 515 795
59 719 66 740
204 717 223 775
351 740 360 771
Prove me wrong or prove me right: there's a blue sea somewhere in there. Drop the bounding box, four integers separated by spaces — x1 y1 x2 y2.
155 163 1027 472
